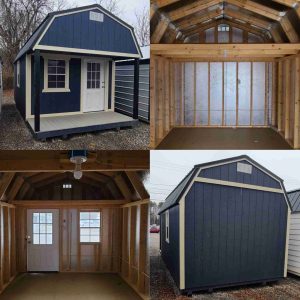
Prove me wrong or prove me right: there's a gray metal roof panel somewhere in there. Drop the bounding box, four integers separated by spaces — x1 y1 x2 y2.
287 189 300 212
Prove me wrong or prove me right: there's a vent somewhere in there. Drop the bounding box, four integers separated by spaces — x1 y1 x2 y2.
89 11 104 22
237 162 252 174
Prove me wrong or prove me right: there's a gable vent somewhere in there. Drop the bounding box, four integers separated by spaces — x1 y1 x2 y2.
90 11 104 22
237 162 252 174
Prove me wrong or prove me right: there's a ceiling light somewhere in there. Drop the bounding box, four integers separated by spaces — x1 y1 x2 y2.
69 150 87 180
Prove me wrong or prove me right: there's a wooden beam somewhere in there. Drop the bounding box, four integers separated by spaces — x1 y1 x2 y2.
154 0 181 8
280 16 299 42
125 172 149 200
151 19 170 43
150 56 157 148
6 176 24 202
122 199 149 208
294 57 300 148
0 173 15 201
0 151 149 172
278 61 283 132
284 59 291 139
11 200 127 207
272 0 298 7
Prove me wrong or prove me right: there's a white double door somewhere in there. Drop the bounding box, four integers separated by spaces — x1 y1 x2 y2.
27 209 59 272
82 59 106 112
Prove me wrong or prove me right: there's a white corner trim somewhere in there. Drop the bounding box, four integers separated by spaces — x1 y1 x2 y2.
35 45 140 58
195 177 284 194
25 54 32 119
179 198 185 290
32 7 141 58
165 210 169 244
111 61 116 111
17 61 20 88
284 207 291 277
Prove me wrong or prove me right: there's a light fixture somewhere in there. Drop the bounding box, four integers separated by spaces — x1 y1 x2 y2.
69 150 87 180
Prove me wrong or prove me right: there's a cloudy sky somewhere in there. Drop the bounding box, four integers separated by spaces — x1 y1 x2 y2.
147 151 300 204
66 0 149 27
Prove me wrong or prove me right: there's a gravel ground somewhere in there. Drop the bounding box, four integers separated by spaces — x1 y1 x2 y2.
0 90 149 150
150 233 300 300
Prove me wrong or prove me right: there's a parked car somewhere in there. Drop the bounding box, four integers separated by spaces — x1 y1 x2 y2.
150 224 160 233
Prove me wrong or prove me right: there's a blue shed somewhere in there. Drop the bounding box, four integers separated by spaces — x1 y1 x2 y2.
158 155 290 295
14 4 142 140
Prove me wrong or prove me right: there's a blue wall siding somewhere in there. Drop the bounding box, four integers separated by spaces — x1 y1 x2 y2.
199 160 281 189
14 56 26 119
161 206 180 287
39 10 138 55
31 57 81 115
184 182 287 290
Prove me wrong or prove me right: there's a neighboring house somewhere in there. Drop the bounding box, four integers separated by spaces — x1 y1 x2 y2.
287 189 300 276
14 4 142 140
158 155 290 295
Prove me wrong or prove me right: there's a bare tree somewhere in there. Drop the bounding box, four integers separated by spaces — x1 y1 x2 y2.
0 0 70 88
97 0 122 17
134 5 150 47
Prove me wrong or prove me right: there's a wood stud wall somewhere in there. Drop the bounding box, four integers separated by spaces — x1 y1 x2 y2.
0 202 16 295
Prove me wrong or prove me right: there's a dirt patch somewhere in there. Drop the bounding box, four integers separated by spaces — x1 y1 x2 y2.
0 90 149 150
150 233 300 300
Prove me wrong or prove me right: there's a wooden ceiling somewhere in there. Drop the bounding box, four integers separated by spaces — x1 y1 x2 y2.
151 0 300 43
0 151 150 202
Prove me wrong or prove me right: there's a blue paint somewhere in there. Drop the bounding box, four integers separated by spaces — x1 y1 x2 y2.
40 9 139 55
14 56 26 118
31 57 81 114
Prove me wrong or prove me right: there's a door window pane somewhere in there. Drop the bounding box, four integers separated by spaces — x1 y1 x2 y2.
32 212 53 245
87 62 101 89
79 211 101 243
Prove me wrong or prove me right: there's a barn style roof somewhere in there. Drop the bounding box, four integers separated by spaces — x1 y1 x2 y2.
151 0 300 43
158 155 285 214
287 189 300 212
15 4 141 62
0 150 149 202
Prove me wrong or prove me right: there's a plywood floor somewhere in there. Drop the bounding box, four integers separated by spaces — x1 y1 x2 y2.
27 111 134 132
157 128 292 149
0 273 141 300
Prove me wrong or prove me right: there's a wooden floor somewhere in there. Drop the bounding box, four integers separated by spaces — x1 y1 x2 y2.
27 112 135 132
0 273 141 300
156 128 292 149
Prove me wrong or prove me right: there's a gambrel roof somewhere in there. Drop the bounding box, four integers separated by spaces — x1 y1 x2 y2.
151 0 300 43
15 4 141 62
287 189 300 212
158 155 287 214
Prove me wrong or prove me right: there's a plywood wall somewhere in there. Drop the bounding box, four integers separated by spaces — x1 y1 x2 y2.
0 203 16 294
277 56 300 148
120 203 149 297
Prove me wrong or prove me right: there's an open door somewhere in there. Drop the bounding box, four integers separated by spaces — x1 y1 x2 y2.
27 209 59 271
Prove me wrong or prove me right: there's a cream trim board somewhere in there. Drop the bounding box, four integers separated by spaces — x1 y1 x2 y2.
35 45 140 58
17 61 20 88
179 198 185 290
25 54 32 119
42 56 70 93
195 177 284 194
32 7 141 58
111 61 116 111
165 210 170 244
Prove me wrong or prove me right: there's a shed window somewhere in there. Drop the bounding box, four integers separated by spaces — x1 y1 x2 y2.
48 60 66 88
17 61 20 88
80 211 101 243
87 62 101 89
165 210 169 243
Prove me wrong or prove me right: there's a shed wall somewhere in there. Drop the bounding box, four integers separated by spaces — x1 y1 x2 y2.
184 182 287 290
14 56 26 119
288 213 300 276
199 160 282 189
161 206 180 287
39 9 139 55
31 57 81 115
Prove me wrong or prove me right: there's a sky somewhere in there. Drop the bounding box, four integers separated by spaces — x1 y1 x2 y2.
66 0 149 27
146 151 300 204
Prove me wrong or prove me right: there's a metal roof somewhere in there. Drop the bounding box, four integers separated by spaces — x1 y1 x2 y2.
158 155 285 214
15 4 141 62
287 189 300 213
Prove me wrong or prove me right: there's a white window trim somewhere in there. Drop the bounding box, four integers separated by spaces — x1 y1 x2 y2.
42 57 70 93
165 210 170 243
17 61 20 88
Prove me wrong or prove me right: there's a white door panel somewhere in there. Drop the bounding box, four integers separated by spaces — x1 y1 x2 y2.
82 59 106 112
27 209 59 272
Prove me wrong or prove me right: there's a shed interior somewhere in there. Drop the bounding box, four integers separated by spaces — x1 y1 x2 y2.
150 0 300 149
0 151 149 300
